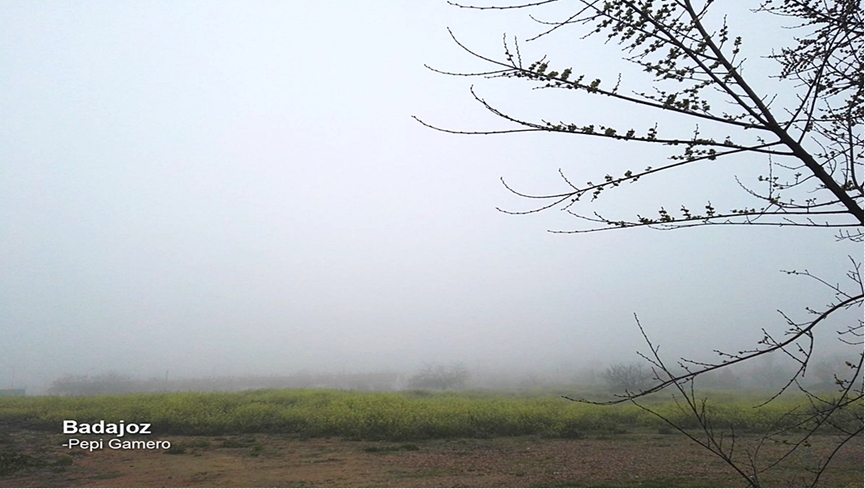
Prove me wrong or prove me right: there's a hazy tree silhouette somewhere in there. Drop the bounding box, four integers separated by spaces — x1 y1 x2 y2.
417 1 863 485
601 363 652 392
407 363 470 390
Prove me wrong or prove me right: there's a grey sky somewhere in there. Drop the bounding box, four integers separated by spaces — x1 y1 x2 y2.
1 2 858 391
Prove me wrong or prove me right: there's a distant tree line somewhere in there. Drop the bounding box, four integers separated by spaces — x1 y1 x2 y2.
46 371 402 396
600 355 863 393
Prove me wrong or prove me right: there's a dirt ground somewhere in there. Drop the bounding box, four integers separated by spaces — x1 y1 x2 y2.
1 425 862 487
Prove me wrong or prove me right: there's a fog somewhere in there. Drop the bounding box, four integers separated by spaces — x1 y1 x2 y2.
1 2 859 394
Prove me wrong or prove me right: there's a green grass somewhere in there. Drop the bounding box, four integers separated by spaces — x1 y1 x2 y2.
0 388 858 441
